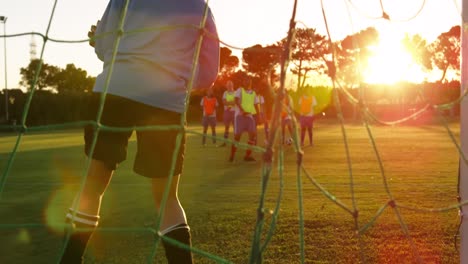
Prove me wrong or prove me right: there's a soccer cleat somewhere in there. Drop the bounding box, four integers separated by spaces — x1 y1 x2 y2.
244 156 256 162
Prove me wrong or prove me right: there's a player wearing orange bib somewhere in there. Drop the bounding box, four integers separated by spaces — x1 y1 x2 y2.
298 89 318 146
280 92 294 145
201 88 219 146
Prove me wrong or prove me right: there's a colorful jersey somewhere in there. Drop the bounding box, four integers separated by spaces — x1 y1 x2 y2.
298 95 317 116
223 91 236 111
92 0 220 113
200 96 218 116
234 88 259 116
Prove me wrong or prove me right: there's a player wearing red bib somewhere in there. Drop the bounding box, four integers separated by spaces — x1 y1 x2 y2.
200 88 219 146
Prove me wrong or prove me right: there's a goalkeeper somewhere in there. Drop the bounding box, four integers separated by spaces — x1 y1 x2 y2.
59 1 219 263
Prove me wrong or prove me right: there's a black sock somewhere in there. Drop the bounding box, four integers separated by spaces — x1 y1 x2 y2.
60 227 93 264
161 223 193 264
59 209 99 264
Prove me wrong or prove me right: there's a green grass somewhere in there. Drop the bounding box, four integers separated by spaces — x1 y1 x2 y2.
0 120 462 263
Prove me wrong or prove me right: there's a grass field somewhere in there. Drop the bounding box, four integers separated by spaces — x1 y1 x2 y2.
0 120 462 263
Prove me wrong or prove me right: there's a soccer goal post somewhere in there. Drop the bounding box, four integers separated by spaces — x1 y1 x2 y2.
461 1 468 263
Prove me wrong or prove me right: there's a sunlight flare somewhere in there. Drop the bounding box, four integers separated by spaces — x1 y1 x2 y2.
364 32 426 84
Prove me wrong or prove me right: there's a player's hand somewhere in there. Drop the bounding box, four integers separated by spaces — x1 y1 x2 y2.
88 21 99 47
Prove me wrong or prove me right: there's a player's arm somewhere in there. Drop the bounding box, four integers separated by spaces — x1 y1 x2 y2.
254 94 260 115
312 96 318 114
195 10 220 90
255 103 260 116
235 97 245 115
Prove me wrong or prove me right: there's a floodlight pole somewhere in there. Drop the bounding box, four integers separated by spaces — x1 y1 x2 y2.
461 0 468 262
0 16 8 123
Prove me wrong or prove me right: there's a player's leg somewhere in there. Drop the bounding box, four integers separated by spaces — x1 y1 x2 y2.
264 115 270 141
300 127 306 146
300 116 306 146
60 93 133 263
134 105 192 264
230 115 242 161
221 110 230 146
210 117 217 144
244 116 257 161
221 123 229 146
60 159 113 264
244 131 257 161
220 123 229 147
202 117 208 145
253 114 259 145
151 175 192 264
308 118 314 146
229 133 241 162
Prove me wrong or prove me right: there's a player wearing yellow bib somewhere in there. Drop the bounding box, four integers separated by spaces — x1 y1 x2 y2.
298 89 318 146
219 80 236 147
229 76 259 162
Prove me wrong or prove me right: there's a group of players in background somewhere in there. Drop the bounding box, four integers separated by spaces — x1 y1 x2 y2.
200 75 318 162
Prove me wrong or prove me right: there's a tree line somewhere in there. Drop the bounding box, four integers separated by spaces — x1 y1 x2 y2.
0 24 461 126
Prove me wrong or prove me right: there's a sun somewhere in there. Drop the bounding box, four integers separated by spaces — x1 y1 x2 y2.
363 32 426 85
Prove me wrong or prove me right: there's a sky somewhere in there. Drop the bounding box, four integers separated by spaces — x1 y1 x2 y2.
0 0 462 90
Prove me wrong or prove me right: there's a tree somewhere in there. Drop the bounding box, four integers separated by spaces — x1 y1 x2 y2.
212 47 240 94
402 33 432 71
54 64 95 93
286 28 329 91
219 47 239 76
19 59 59 91
242 44 281 80
335 27 379 87
428 25 460 82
